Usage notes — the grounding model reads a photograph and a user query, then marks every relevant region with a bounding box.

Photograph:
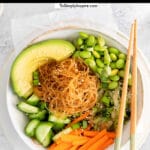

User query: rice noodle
[33,58,99,116]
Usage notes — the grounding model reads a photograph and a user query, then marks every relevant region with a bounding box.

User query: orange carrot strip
[87,135,109,150]
[107,132,116,139]
[70,145,80,150]
[72,138,90,146]
[101,138,114,150]
[83,131,99,137]
[53,142,72,150]
[61,134,90,144]
[47,143,57,150]
[66,112,90,128]
[55,139,63,145]
[79,129,107,150]
[70,129,84,135]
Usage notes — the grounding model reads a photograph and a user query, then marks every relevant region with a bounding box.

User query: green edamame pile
[73,31,131,90]
[72,32,131,130]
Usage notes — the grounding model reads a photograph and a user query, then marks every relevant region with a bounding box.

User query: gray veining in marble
[0,3,150,150]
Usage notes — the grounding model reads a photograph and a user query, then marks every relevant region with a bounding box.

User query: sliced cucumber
[25,119,40,137]
[48,114,70,124]
[35,122,53,147]
[28,110,47,121]
[42,130,53,147]
[48,114,70,131]
[53,122,65,132]
[26,94,40,106]
[17,101,39,114]
[52,127,73,141]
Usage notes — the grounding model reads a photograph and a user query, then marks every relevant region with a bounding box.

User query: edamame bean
[80,45,85,50]
[84,58,97,72]
[110,69,119,76]
[110,53,117,61]
[108,81,118,90]
[72,51,80,58]
[108,47,119,55]
[96,59,104,68]
[110,75,120,81]
[118,70,125,78]
[79,32,89,39]
[89,54,95,60]
[92,51,101,58]
[104,50,111,65]
[77,38,83,46]
[119,53,126,60]
[110,62,116,69]
[103,66,111,77]
[101,96,110,106]
[94,45,107,52]
[96,67,103,75]
[86,35,96,46]
[101,75,110,83]
[79,51,91,59]
[86,47,93,52]
[97,36,105,47]
[116,59,125,69]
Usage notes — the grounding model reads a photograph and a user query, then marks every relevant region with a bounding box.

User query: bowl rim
[0,25,149,150]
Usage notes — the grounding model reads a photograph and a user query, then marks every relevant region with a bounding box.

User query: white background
[0,3,150,150]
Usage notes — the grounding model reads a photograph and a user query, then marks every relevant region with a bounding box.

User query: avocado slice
[10,39,75,98]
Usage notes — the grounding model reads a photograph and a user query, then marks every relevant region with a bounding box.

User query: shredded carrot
[70,145,80,150]
[79,129,107,150]
[70,129,83,135]
[53,142,72,150]
[83,131,99,137]
[61,134,89,145]
[48,129,115,150]
[73,138,90,146]
[47,143,57,150]
[107,132,116,139]
[55,139,63,145]
[66,112,90,128]
[100,138,114,150]
[87,135,108,150]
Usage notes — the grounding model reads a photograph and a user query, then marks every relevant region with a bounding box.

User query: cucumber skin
[35,122,53,147]
[48,114,71,124]
[26,94,40,106]
[25,119,40,137]
[52,122,65,132]
[41,130,53,147]
[17,101,39,114]
[28,110,47,121]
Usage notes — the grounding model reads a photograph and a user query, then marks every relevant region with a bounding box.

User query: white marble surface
[0,3,150,150]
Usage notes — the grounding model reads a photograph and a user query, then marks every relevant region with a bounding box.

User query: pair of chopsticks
[114,20,137,150]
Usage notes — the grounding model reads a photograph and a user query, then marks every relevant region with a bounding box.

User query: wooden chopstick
[114,23,135,150]
[130,19,137,150]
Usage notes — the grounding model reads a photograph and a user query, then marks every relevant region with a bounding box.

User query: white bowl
[0,26,148,150]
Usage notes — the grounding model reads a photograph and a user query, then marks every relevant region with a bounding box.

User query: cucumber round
[17,101,39,114]
[48,114,70,124]
[42,130,53,147]
[26,94,40,106]
[28,110,47,121]
[35,122,53,147]
[25,119,40,137]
